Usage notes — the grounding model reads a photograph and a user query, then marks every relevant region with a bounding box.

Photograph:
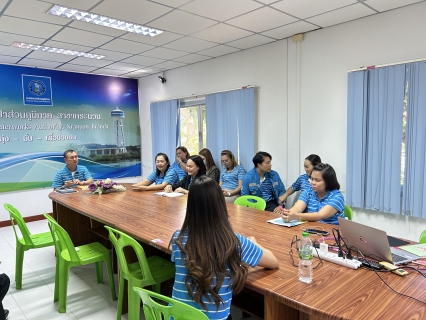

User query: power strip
[312,250,362,269]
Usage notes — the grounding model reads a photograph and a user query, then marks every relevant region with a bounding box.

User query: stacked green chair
[419,230,426,244]
[234,195,266,210]
[4,203,54,289]
[344,205,353,220]
[133,287,208,320]
[43,214,116,313]
[105,226,175,320]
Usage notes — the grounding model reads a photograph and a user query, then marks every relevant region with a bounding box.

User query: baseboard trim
[0,214,50,228]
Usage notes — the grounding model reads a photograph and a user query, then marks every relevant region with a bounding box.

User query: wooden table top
[49,184,426,320]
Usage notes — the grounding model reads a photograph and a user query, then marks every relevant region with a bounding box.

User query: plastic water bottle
[298,231,313,283]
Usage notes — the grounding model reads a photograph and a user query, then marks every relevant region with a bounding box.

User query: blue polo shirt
[171,230,263,320]
[52,165,92,188]
[298,188,345,225]
[220,165,246,190]
[146,168,179,185]
[171,161,188,180]
[291,174,312,192]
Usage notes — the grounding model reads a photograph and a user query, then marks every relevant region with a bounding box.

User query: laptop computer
[338,218,420,265]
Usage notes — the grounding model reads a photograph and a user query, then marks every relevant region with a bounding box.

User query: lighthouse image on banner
[111,106,127,153]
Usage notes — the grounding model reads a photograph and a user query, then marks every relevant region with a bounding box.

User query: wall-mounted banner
[22,74,53,106]
[0,64,141,193]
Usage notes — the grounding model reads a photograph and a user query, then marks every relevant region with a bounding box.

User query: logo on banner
[22,74,53,106]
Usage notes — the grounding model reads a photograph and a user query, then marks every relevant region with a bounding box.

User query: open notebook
[155,192,184,197]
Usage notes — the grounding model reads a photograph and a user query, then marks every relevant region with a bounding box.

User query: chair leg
[128,282,141,320]
[53,258,60,302]
[15,243,25,290]
[58,260,70,313]
[116,277,125,320]
[105,257,117,301]
[95,261,103,283]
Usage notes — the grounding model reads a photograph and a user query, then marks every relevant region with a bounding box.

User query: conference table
[49,185,426,320]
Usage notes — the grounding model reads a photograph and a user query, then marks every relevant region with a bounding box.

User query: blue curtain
[150,100,179,170]
[347,66,405,214]
[206,88,255,171]
[403,62,426,218]
[346,71,368,208]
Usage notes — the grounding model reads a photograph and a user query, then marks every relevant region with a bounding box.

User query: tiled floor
[0,220,258,320]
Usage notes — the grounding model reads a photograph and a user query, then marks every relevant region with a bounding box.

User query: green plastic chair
[344,205,353,220]
[133,287,209,320]
[419,230,426,244]
[4,203,54,290]
[105,226,175,320]
[44,214,117,313]
[234,195,266,210]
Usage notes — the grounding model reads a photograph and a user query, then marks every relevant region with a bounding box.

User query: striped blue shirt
[260,178,274,202]
[171,231,263,320]
[298,188,345,225]
[291,174,312,192]
[220,166,246,190]
[52,165,92,188]
[171,161,188,180]
[146,168,179,185]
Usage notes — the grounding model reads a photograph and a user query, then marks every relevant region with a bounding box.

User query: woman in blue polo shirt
[170,146,190,180]
[219,150,246,203]
[132,153,179,191]
[279,163,345,225]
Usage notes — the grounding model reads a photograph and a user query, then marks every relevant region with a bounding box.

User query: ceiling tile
[44,0,101,11]
[18,58,62,69]
[306,3,376,28]
[25,50,75,63]
[180,0,263,22]
[0,0,8,9]
[226,34,275,49]
[271,0,357,19]
[100,38,155,54]
[364,0,424,12]
[0,16,63,39]
[142,47,188,59]
[89,48,133,61]
[5,0,69,25]
[197,45,240,57]
[256,0,281,4]
[0,31,44,47]
[57,64,98,73]
[173,53,212,64]
[92,0,172,26]
[68,20,127,37]
[261,21,319,40]
[121,55,166,66]
[42,40,94,52]
[91,68,128,76]
[0,55,20,64]
[149,10,217,35]
[147,0,192,8]
[51,27,114,47]
[191,23,253,43]
[120,31,183,46]
[98,62,141,72]
[162,37,217,53]
[151,60,187,69]
[0,44,30,57]
[67,57,113,68]
[226,7,297,33]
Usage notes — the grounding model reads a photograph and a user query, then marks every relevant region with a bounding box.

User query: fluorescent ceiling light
[12,42,105,59]
[47,5,163,37]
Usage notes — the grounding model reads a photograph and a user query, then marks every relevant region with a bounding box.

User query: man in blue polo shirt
[52,149,93,189]
[241,151,286,212]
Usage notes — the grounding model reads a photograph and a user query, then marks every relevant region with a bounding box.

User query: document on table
[155,192,184,197]
[267,217,307,227]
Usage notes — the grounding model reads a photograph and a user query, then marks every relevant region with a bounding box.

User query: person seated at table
[164,155,206,194]
[278,163,345,225]
[170,146,190,180]
[132,153,179,191]
[0,272,10,320]
[170,176,279,320]
[279,154,322,205]
[198,148,220,182]
[241,151,286,212]
[52,149,93,189]
[219,150,246,203]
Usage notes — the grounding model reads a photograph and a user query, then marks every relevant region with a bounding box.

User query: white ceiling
[0,0,423,78]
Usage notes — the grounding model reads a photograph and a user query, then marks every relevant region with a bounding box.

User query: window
[179,99,206,154]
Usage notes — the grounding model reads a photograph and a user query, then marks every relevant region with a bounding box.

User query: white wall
[4,2,426,241]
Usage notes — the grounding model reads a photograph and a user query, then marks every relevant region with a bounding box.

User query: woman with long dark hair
[171,176,278,319]
[164,155,206,194]
[132,153,179,191]
[199,148,220,182]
